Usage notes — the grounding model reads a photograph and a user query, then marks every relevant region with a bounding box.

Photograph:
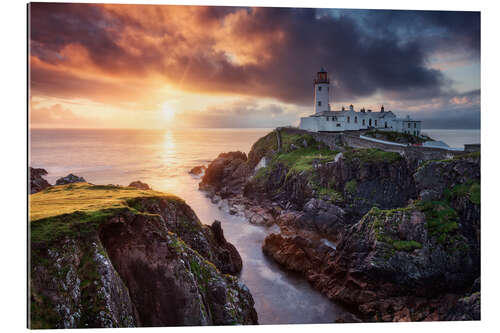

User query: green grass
[344,179,358,194]
[249,131,279,160]
[280,132,320,152]
[363,207,422,253]
[276,146,337,173]
[453,151,480,160]
[30,182,181,244]
[30,182,176,221]
[393,240,423,251]
[445,181,480,205]
[343,148,402,165]
[416,200,460,244]
[316,187,344,203]
[365,130,433,144]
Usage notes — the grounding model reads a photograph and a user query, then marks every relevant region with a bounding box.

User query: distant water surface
[421,129,480,148]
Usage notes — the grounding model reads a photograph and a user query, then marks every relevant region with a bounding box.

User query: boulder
[262,233,332,275]
[30,167,51,194]
[189,165,206,176]
[199,151,250,197]
[128,180,151,190]
[55,173,86,185]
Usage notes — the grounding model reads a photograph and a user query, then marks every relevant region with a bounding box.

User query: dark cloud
[418,107,480,129]
[405,89,480,129]
[29,4,480,107]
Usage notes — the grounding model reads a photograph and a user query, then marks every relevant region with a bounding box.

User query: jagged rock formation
[30,167,51,194]
[30,183,257,328]
[56,173,86,185]
[128,180,151,190]
[189,165,206,177]
[200,128,480,322]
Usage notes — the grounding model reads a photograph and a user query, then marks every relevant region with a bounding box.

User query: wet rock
[199,151,250,198]
[189,165,206,176]
[262,233,331,275]
[128,180,151,190]
[56,174,86,185]
[444,292,480,321]
[302,198,348,239]
[203,220,243,275]
[30,167,51,194]
[335,313,363,323]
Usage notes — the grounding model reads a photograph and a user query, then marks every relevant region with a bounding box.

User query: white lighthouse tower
[314,67,330,113]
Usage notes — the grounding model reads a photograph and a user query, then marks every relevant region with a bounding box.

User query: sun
[161,103,176,121]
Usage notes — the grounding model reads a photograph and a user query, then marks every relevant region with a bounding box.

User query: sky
[29,3,480,129]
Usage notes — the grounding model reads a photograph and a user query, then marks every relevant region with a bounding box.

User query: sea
[29,128,480,324]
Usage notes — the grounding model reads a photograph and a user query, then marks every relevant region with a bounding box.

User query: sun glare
[162,103,176,122]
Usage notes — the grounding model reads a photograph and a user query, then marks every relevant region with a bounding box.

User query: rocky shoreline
[196,128,481,322]
[29,172,257,328]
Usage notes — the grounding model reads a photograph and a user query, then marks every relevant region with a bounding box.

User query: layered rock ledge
[199,128,480,322]
[29,183,257,328]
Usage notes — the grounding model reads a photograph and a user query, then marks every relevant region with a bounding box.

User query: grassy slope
[365,130,433,144]
[30,183,181,244]
[252,130,403,204]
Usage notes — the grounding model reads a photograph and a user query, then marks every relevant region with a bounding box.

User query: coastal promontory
[29,182,257,328]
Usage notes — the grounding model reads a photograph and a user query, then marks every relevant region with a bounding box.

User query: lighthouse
[314,67,330,113]
[300,68,421,134]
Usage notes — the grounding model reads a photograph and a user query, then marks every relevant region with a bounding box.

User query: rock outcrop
[200,151,251,199]
[30,183,257,328]
[189,166,206,177]
[201,128,480,322]
[56,173,86,185]
[30,167,51,194]
[128,180,151,190]
[263,155,480,322]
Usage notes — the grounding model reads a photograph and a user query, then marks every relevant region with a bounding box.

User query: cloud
[29,3,480,108]
[397,89,480,129]
[175,99,304,128]
[30,103,97,127]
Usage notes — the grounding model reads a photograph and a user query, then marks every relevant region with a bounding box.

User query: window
[408,123,411,128]
[385,122,387,128]
[347,116,350,123]
[326,117,329,121]
[414,123,417,128]
[318,86,322,91]
[375,120,377,126]
[336,123,341,127]
[369,119,372,126]
[362,119,365,126]
[355,116,358,123]
[318,101,322,106]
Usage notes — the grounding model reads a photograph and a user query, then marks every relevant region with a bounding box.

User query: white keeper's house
[299,68,422,135]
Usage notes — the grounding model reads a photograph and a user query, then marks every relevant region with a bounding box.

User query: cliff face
[200,129,480,322]
[30,183,257,328]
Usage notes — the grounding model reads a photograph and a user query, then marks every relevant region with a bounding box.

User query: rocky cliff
[199,128,480,322]
[29,183,257,328]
